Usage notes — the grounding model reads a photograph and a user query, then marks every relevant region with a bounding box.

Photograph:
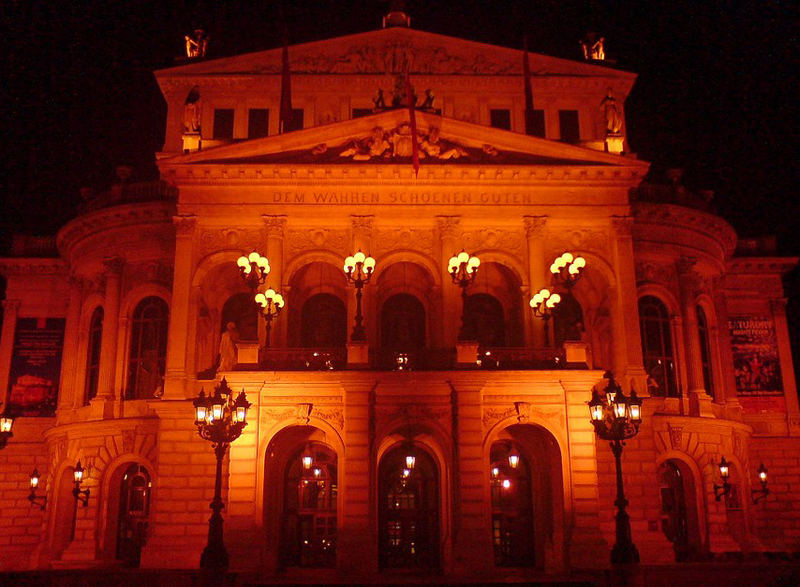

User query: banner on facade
[6,318,65,416]
[728,316,783,395]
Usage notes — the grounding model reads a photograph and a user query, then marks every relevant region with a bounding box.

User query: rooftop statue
[601,89,623,135]
[580,33,605,61]
[185,28,208,59]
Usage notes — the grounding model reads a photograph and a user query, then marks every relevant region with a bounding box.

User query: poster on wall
[728,316,783,395]
[6,318,65,417]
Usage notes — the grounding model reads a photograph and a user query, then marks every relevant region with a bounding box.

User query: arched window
[301,294,347,348]
[553,293,584,348]
[126,297,169,400]
[221,293,259,342]
[84,307,103,404]
[696,306,714,399]
[465,293,505,347]
[282,443,337,568]
[490,442,534,567]
[638,296,677,397]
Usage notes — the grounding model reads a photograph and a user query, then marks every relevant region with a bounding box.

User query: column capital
[102,256,125,276]
[349,214,374,234]
[522,215,548,238]
[435,215,461,239]
[1,299,21,313]
[676,255,697,275]
[172,214,198,237]
[610,215,634,236]
[262,214,288,238]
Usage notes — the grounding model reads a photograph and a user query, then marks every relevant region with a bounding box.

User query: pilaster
[0,300,21,405]
[437,216,461,347]
[770,298,800,434]
[523,216,548,348]
[96,257,124,401]
[263,215,288,347]
[59,275,85,411]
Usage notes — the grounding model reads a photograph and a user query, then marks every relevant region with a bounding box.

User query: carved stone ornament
[523,216,548,238]
[635,260,677,286]
[331,125,469,162]
[436,216,461,239]
[668,424,683,450]
[462,228,524,258]
[296,403,314,424]
[286,228,349,258]
[262,215,288,238]
[547,229,608,255]
[610,215,634,237]
[102,256,125,275]
[311,407,345,431]
[122,428,137,454]
[374,228,435,257]
[676,256,698,275]
[350,215,375,236]
[173,215,198,237]
[482,404,562,427]
[514,401,531,423]
[375,404,450,427]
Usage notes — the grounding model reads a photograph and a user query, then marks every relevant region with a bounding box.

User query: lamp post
[752,463,769,504]
[254,288,285,348]
[713,456,731,501]
[529,288,561,346]
[73,461,90,506]
[28,469,47,510]
[237,251,270,291]
[0,408,14,450]
[343,251,376,341]
[550,252,586,287]
[192,378,252,570]
[589,371,643,564]
[448,250,480,340]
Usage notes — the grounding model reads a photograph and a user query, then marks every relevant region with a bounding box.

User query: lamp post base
[611,540,640,565]
[200,544,229,569]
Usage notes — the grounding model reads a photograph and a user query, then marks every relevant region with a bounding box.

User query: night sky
[3,1,798,357]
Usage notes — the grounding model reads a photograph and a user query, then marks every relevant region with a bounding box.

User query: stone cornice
[57,201,176,257]
[632,202,737,258]
[163,163,645,186]
[0,257,66,277]
[727,257,799,275]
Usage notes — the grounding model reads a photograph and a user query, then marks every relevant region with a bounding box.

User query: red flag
[523,36,536,136]
[405,71,419,177]
[279,37,293,133]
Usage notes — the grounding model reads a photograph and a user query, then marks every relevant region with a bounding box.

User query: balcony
[78,180,178,214]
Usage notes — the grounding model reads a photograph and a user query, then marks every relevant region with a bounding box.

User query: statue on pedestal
[183,87,201,133]
[218,322,239,372]
[601,89,623,135]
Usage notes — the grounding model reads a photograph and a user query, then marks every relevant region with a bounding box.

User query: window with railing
[639,296,678,397]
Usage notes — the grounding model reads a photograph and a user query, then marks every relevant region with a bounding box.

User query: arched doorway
[466,293,505,347]
[489,424,565,571]
[378,444,439,570]
[301,294,347,348]
[281,442,338,568]
[490,442,534,566]
[658,459,703,561]
[380,294,426,352]
[51,468,78,559]
[114,463,152,566]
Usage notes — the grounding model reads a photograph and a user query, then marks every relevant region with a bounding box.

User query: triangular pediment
[160,109,648,169]
[158,27,635,83]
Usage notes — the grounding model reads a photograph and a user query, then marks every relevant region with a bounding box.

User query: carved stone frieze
[286,228,349,258]
[124,261,173,290]
[482,404,563,427]
[373,228,435,257]
[635,260,677,285]
[312,407,344,431]
[547,228,608,255]
[197,228,264,259]
[260,407,297,423]
[633,203,737,257]
[462,228,524,258]
[375,404,450,427]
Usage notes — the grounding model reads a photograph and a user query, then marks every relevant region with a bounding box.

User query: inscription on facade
[270,191,539,206]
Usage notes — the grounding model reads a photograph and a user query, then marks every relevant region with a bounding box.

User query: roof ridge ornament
[384,0,411,28]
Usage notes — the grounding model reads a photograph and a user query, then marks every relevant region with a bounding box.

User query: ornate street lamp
[73,461,90,506]
[192,378,252,570]
[343,250,376,341]
[28,469,47,510]
[237,251,270,291]
[588,371,643,564]
[254,288,285,348]
[529,288,561,346]
[752,463,769,504]
[550,252,586,287]
[0,406,14,450]
[448,250,480,340]
[714,456,731,501]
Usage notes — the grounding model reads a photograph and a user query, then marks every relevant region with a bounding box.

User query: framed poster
[6,317,65,416]
[728,316,783,395]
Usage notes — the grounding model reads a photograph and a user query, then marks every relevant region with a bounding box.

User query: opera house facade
[0,14,797,580]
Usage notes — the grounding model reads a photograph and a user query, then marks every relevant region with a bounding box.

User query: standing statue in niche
[601,89,623,135]
[183,87,201,133]
[218,322,240,372]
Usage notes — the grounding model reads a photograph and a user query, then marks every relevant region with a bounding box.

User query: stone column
[609,216,646,388]
[523,216,548,347]
[677,257,713,415]
[0,300,21,404]
[59,276,85,410]
[437,216,461,347]
[263,215,288,347]
[163,215,196,400]
[96,257,124,401]
[711,285,740,410]
[771,298,800,434]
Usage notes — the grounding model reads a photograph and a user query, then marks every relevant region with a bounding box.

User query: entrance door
[659,461,691,561]
[379,446,439,570]
[116,464,151,567]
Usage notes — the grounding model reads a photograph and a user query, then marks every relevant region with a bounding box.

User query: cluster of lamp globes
[530,252,587,319]
[448,251,480,283]
[343,250,376,280]
[301,445,324,481]
[490,446,521,490]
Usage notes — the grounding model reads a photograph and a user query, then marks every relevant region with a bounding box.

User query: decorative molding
[262,215,288,238]
[286,228,349,258]
[635,260,677,286]
[350,215,375,237]
[173,215,198,237]
[373,228,435,257]
[462,228,524,258]
[633,203,737,257]
[436,216,461,239]
[667,424,682,450]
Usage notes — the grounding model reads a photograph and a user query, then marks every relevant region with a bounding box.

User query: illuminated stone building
[0,12,798,579]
